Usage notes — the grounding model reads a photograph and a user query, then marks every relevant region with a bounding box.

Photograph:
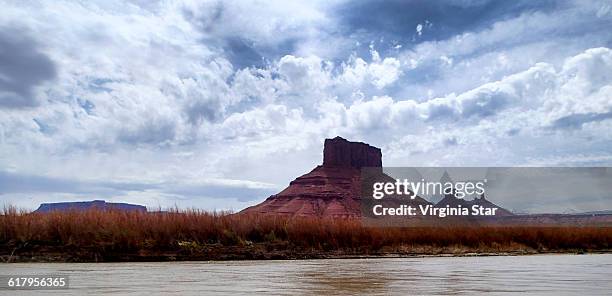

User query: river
[2,254,611,295]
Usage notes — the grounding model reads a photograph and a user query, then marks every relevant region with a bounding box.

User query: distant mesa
[35,200,147,213]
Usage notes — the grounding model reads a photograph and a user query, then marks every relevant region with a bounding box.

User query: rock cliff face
[241,137,382,218]
[323,136,382,168]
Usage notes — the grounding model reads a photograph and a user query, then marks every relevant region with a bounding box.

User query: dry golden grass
[1,206,611,261]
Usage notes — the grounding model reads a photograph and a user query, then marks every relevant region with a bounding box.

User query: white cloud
[339,48,401,90]
[1,0,611,212]
[395,2,612,99]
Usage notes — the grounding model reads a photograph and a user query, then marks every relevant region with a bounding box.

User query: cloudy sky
[1,0,611,212]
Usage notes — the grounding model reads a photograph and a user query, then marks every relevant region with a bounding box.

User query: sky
[1,0,611,212]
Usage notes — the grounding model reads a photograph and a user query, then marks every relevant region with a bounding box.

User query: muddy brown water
[1,254,611,295]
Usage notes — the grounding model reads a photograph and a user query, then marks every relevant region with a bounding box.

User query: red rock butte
[323,136,382,168]
[241,136,382,218]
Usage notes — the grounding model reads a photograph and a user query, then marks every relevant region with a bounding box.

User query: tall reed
[1,207,610,258]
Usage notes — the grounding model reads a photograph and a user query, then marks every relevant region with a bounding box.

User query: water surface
[2,254,611,295]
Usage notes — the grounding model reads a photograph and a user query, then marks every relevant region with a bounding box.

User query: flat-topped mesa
[323,136,382,168]
[35,200,146,213]
[241,136,384,218]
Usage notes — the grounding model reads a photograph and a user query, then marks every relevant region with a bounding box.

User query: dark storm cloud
[0,27,57,108]
[334,0,559,54]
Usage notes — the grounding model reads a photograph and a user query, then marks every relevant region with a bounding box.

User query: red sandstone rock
[241,137,427,218]
[241,164,364,218]
[323,136,382,168]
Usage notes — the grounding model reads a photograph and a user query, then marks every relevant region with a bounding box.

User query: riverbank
[2,245,610,263]
[2,208,611,263]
